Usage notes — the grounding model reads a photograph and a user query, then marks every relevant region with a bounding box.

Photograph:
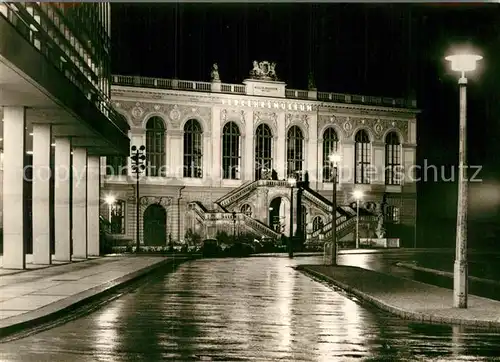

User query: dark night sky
[111,3,500,247]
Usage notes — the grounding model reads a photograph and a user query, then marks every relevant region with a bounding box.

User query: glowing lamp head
[104,195,116,205]
[328,153,342,164]
[288,177,296,187]
[445,53,482,73]
[353,190,364,200]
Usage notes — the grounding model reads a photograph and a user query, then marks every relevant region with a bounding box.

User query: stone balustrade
[112,75,417,109]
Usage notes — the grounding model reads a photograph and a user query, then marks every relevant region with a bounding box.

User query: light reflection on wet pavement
[1,255,500,361]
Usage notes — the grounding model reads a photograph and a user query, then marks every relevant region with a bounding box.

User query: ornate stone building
[102,61,419,247]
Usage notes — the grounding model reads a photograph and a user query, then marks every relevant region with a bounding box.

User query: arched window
[385,132,401,185]
[322,127,339,183]
[286,126,304,180]
[183,119,203,178]
[355,129,371,184]
[106,156,128,176]
[312,216,324,232]
[108,200,126,234]
[145,116,166,177]
[240,204,252,217]
[222,122,241,180]
[254,124,273,180]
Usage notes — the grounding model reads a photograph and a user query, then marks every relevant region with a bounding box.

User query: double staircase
[188,180,377,242]
[188,201,281,239]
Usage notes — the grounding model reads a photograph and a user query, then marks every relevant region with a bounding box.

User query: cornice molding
[111,86,418,116]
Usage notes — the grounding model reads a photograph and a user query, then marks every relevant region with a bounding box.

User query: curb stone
[296,265,500,330]
[0,257,190,338]
[396,262,500,287]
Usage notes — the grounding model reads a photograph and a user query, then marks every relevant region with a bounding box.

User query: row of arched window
[107,116,402,185]
[105,198,401,235]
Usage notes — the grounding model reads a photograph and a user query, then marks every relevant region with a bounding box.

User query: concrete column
[54,137,71,261]
[87,155,100,256]
[32,123,52,265]
[2,107,26,269]
[72,147,87,259]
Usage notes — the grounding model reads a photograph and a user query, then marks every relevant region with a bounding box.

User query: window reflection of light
[275,267,293,354]
[338,253,375,271]
[341,297,364,344]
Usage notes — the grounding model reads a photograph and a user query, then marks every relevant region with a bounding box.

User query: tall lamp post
[232,211,237,243]
[288,177,297,258]
[445,51,482,309]
[130,145,146,253]
[325,153,341,265]
[353,190,364,249]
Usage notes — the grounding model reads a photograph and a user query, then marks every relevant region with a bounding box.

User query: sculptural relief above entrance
[249,60,278,81]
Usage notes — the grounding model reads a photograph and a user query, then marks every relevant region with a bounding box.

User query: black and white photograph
[0,2,500,360]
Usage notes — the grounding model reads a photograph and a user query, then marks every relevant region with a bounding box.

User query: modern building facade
[0,3,130,268]
[103,61,419,248]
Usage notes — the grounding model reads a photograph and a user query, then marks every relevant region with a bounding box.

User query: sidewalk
[297,264,500,329]
[0,255,190,337]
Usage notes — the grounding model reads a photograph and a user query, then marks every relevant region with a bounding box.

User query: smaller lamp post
[130,145,146,253]
[353,190,364,249]
[288,177,297,258]
[232,211,237,243]
[326,153,341,265]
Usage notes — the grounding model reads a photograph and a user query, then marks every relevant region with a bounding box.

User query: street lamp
[131,145,146,254]
[353,190,364,249]
[445,50,482,309]
[232,211,237,243]
[325,153,341,265]
[288,177,297,258]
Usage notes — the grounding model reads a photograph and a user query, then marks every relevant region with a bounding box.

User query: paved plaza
[0,255,188,337]
[298,264,500,328]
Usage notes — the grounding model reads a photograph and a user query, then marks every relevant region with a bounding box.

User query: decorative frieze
[317,115,408,142]
[139,196,173,208]
[254,111,278,131]
[114,101,212,130]
[221,109,247,125]
[285,113,309,133]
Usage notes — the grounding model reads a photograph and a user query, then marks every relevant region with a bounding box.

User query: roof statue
[211,63,220,82]
[308,72,316,90]
[249,60,278,81]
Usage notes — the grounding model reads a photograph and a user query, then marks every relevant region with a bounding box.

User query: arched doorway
[143,204,167,246]
[269,197,282,233]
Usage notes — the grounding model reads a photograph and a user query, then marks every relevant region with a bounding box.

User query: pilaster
[372,142,385,185]
[244,110,254,181]
[342,140,355,184]
[276,112,286,179]
[307,113,318,186]
[211,107,222,183]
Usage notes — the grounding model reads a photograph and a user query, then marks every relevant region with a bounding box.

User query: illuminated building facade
[104,61,419,248]
[0,3,130,268]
